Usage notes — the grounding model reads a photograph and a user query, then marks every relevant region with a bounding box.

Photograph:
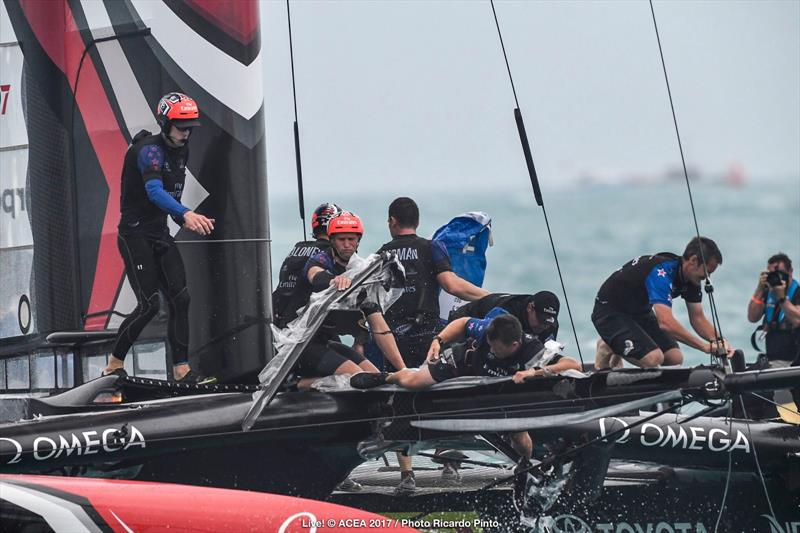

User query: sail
[0,0,271,383]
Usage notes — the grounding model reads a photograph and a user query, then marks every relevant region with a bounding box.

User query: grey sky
[261,1,799,197]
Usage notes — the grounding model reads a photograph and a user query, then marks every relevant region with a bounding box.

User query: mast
[1,0,273,387]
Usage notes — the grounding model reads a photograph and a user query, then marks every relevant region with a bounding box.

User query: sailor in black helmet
[272,202,342,328]
[103,93,216,383]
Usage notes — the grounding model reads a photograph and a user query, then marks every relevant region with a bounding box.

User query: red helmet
[311,203,343,235]
[156,93,201,129]
[327,212,364,237]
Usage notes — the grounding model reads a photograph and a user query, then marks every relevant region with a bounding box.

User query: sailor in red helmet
[102,93,216,384]
[294,212,405,384]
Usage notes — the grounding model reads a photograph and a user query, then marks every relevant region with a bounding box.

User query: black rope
[648,1,727,366]
[489,0,583,367]
[736,395,777,520]
[286,0,307,241]
[713,401,735,533]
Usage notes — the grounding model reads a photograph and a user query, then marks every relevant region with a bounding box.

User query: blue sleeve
[465,307,508,342]
[303,251,334,280]
[144,179,190,219]
[645,262,673,307]
[430,240,453,274]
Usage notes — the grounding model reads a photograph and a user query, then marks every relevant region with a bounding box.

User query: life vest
[763,278,799,331]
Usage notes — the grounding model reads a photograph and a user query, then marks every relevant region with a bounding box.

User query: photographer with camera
[747,253,800,367]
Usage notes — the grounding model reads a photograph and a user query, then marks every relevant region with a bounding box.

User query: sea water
[269,176,799,366]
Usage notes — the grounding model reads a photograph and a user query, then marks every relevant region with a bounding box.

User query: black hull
[1,366,798,504]
[0,383,375,497]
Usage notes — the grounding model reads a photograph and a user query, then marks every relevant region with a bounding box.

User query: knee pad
[169,287,190,311]
[140,292,161,319]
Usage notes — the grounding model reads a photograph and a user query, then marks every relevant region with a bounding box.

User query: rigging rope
[647,0,727,367]
[489,0,584,367]
[648,0,775,520]
[286,0,307,240]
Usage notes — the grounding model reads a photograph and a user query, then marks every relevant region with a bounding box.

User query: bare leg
[103,355,126,376]
[358,359,380,372]
[626,349,665,369]
[298,360,364,390]
[510,431,533,460]
[594,339,614,370]
[661,348,684,366]
[388,366,437,390]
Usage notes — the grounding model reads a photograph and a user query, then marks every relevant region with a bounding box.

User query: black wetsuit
[113,131,191,364]
[272,238,331,328]
[377,234,453,369]
[428,319,562,383]
[592,253,701,360]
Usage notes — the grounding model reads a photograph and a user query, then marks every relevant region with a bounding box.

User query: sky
[260,0,800,198]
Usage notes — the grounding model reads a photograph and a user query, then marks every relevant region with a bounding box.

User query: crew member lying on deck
[351,312,580,461]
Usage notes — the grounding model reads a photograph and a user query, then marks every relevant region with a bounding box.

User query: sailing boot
[176,370,217,385]
[440,462,462,484]
[335,478,363,492]
[394,470,416,496]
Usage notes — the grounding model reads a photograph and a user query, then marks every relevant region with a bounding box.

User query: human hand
[709,338,734,358]
[772,280,788,299]
[426,341,441,362]
[183,211,215,235]
[330,275,352,291]
[513,369,540,384]
[757,271,769,291]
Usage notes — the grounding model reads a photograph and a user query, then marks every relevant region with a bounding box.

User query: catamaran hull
[0,389,374,498]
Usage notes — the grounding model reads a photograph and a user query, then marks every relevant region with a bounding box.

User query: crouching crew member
[593,236,733,369]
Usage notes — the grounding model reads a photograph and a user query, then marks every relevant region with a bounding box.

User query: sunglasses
[174,125,194,133]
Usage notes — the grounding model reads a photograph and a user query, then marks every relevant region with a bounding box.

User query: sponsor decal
[549,515,709,532]
[623,339,634,356]
[0,426,146,465]
[545,514,800,532]
[2,186,26,219]
[599,418,750,453]
[279,512,318,533]
[0,84,10,115]
[290,245,320,258]
[761,514,800,533]
[394,247,419,261]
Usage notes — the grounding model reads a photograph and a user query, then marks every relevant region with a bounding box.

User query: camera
[766,270,790,287]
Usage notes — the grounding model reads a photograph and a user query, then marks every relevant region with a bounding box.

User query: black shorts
[592,303,678,360]
[297,338,365,377]
[427,347,469,383]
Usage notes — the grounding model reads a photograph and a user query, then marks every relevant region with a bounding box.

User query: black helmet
[311,203,343,236]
